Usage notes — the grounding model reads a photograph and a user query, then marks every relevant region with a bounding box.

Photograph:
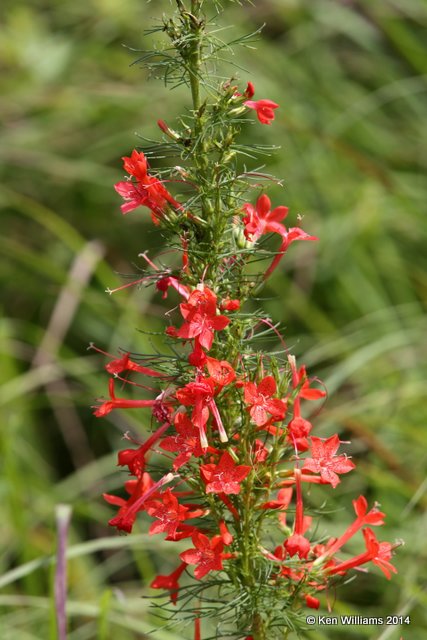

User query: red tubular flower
[104,352,167,377]
[104,472,175,533]
[160,411,206,470]
[286,355,316,452]
[305,594,320,609]
[121,149,149,181]
[302,435,355,488]
[297,366,326,400]
[194,618,201,640]
[205,357,236,387]
[176,376,228,447]
[266,227,318,279]
[327,527,397,579]
[176,286,230,351]
[260,487,293,511]
[243,194,289,243]
[244,81,255,98]
[145,488,190,537]
[243,375,287,427]
[200,451,251,495]
[284,469,311,559]
[317,495,386,561]
[252,439,269,463]
[114,149,181,223]
[220,298,241,311]
[150,561,188,605]
[242,195,317,278]
[93,378,158,417]
[286,360,326,401]
[156,276,190,300]
[117,421,170,476]
[284,533,311,559]
[103,473,155,533]
[244,98,279,125]
[367,531,398,579]
[180,532,226,579]
[219,519,234,545]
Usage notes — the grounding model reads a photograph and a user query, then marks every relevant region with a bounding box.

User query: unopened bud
[157,119,181,141]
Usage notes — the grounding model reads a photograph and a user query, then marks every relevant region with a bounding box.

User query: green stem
[252,613,267,640]
[189,0,202,112]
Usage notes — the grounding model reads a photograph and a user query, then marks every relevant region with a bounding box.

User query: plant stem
[252,613,267,640]
[189,1,202,112]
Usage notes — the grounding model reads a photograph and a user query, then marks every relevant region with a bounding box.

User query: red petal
[258,375,276,397]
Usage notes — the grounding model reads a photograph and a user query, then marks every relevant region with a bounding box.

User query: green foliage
[1,0,426,638]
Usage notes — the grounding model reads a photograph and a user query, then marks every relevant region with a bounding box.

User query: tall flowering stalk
[92,2,397,638]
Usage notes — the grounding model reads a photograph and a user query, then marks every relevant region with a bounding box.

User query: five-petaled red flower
[328,527,397,580]
[180,532,226,579]
[302,435,355,488]
[103,472,175,533]
[242,195,317,277]
[160,411,206,470]
[200,451,251,495]
[176,286,230,351]
[93,378,158,418]
[114,149,180,223]
[244,99,279,125]
[318,495,386,560]
[176,376,228,447]
[104,352,167,378]
[150,561,187,605]
[243,375,287,427]
[145,488,189,537]
[103,473,155,533]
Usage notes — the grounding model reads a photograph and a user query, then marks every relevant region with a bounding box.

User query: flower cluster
[94,4,397,637]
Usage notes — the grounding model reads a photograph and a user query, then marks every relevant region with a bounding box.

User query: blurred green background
[1,0,426,638]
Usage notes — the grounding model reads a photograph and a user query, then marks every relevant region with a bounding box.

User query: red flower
[302,435,355,488]
[252,439,269,463]
[176,286,230,351]
[305,594,320,610]
[150,561,187,605]
[117,422,170,476]
[244,99,279,125]
[205,356,236,387]
[289,360,326,401]
[200,451,251,495]
[284,469,311,558]
[122,148,150,181]
[242,195,317,277]
[286,355,315,451]
[365,529,398,580]
[220,298,241,311]
[114,150,180,223]
[317,495,385,560]
[260,487,293,511]
[180,532,225,579]
[156,276,190,300]
[327,528,397,580]
[160,411,206,470]
[219,519,234,545]
[243,194,289,243]
[104,352,167,377]
[244,81,255,98]
[145,488,190,537]
[243,375,287,427]
[93,378,158,417]
[103,472,166,533]
[284,533,311,559]
[176,376,228,447]
[286,416,312,452]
